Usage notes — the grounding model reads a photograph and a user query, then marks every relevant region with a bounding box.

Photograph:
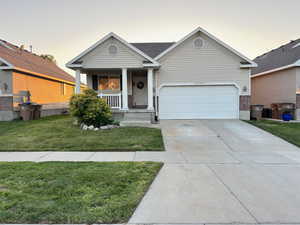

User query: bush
[70,89,113,127]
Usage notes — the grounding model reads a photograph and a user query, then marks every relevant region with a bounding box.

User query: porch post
[147,68,154,110]
[122,68,128,110]
[75,69,81,94]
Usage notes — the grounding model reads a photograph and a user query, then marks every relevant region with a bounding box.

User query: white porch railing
[98,93,122,109]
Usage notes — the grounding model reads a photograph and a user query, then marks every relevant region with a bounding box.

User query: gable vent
[194,38,204,48]
[108,45,118,55]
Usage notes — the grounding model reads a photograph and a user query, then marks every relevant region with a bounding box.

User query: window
[99,76,120,91]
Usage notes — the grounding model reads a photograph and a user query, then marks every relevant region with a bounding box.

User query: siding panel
[81,37,145,69]
[157,32,250,95]
[13,72,74,104]
[0,70,12,94]
[251,68,297,107]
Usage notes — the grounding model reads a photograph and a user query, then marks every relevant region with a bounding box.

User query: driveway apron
[130,119,300,224]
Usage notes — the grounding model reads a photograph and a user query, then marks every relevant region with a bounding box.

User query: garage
[159,85,239,119]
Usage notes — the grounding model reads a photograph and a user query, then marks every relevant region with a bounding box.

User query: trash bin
[32,104,42,120]
[262,108,272,118]
[271,103,295,119]
[19,103,35,121]
[251,105,264,120]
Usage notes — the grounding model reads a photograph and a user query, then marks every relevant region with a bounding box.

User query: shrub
[70,89,113,127]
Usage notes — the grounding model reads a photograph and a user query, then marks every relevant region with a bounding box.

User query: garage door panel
[159,85,238,119]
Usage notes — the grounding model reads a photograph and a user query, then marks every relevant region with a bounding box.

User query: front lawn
[248,120,300,147]
[0,162,162,224]
[0,115,164,151]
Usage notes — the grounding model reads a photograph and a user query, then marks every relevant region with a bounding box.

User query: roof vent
[194,38,204,49]
[108,45,118,55]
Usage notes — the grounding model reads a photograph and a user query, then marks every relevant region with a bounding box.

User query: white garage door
[159,85,239,119]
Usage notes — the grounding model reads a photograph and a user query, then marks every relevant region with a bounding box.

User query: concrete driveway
[130,120,300,224]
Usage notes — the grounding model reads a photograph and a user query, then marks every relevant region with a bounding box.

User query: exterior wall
[0,70,13,94]
[297,68,300,94]
[239,95,250,120]
[157,32,250,119]
[12,71,75,105]
[80,37,145,69]
[296,94,300,120]
[0,96,14,121]
[251,68,297,108]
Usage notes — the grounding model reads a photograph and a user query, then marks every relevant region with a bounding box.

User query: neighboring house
[67,27,256,122]
[251,39,300,120]
[0,39,78,121]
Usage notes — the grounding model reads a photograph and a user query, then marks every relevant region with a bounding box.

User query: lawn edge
[125,162,164,223]
[245,120,300,148]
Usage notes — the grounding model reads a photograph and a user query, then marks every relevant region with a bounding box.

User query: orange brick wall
[12,71,75,104]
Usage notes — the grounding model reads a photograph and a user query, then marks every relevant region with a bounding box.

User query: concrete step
[120,121,159,128]
[124,112,152,121]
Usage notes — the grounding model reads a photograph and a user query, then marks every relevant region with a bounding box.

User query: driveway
[130,120,300,224]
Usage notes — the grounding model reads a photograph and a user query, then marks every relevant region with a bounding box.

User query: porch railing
[98,93,122,109]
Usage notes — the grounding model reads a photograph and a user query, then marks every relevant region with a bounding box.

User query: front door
[132,75,148,107]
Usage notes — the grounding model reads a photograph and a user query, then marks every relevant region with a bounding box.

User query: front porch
[75,68,156,123]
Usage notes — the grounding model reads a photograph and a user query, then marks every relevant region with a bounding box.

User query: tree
[40,54,56,64]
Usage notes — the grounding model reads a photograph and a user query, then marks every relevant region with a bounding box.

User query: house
[251,39,300,120]
[67,27,256,122]
[0,40,79,121]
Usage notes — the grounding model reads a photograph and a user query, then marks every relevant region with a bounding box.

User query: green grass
[0,115,164,151]
[248,120,300,147]
[0,161,162,224]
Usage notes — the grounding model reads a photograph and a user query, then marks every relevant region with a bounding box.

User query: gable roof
[154,27,257,68]
[130,42,175,58]
[252,38,300,76]
[66,32,160,68]
[0,39,75,84]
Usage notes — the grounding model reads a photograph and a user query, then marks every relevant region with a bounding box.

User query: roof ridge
[255,38,300,59]
[130,42,175,44]
[0,39,75,83]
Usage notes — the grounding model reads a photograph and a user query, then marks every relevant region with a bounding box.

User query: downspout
[155,70,159,119]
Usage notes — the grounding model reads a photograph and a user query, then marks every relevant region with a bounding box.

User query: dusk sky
[1,0,300,77]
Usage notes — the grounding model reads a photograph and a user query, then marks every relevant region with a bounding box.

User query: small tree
[40,54,56,64]
[70,89,113,127]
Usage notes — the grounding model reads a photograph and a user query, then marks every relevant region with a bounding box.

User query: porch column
[122,68,128,110]
[147,68,154,110]
[75,69,81,94]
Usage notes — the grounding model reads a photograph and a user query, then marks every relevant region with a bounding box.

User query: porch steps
[123,111,153,122]
[120,120,151,127]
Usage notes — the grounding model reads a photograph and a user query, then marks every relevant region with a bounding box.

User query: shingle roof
[252,38,300,75]
[130,42,175,58]
[0,39,75,83]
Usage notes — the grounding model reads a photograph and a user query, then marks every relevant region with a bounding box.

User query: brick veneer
[0,96,13,111]
[296,94,300,109]
[240,95,250,111]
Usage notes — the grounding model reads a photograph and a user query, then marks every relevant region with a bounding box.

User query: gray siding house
[67,27,256,123]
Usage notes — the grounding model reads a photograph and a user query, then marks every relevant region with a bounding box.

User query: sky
[1,0,300,78]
